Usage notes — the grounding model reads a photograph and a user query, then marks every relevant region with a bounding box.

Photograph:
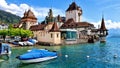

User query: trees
[20,28,33,38]
[0,28,33,42]
[0,29,8,41]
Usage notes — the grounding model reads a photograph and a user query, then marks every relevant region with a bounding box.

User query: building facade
[17,2,106,45]
[0,24,8,30]
[30,9,62,45]
[17,9,37,30]
[30,22,61,45]
[60,2,97,44]
[66,2,82,22]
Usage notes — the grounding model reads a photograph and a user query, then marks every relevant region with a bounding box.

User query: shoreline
[8,41,98,48]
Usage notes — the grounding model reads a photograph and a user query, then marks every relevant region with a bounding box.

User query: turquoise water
[0,37,120,68]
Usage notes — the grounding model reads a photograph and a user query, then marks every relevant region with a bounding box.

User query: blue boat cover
[28,39,36,44]
[18,49,57,60]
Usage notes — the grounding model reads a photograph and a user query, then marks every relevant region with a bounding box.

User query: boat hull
[20,56,57,63]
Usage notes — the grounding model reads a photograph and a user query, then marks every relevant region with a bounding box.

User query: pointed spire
[57,15,62,22]
[100,16,107,30]
[24,10,27,17]
[48,9,54,22]
[49,9,53,18]
[49,22,60,32]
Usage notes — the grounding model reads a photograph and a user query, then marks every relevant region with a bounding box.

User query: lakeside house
[0,24,8,30]
[14,2,108,45]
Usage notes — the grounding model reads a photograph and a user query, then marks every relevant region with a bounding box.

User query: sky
[0,0,120,29]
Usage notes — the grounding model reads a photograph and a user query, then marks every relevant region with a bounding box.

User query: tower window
[57,33,59,38]
[51,34,53,38]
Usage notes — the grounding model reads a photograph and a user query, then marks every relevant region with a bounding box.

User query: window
[51,34,53,38]
[43,32,45,36]
[57,33,59,38]
[41,32,42,36]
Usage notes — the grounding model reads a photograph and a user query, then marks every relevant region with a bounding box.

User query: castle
[16,2,108,45]
[14,9,37,29]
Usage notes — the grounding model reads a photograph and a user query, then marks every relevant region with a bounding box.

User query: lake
[0,37,120,68]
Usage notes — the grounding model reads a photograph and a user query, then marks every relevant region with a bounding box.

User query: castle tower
[48,9,54,22]
[99,17,108,43]
[66,2,82,22]
[20,9,37,29]
[49,22,61,44]
[57,15,62,22]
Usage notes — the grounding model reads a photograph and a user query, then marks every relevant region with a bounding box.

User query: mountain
[0,10,21,24]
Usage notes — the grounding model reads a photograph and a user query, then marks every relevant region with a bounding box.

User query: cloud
[31,7,65,21]
[91,20,120,29]
[0,0,65,21]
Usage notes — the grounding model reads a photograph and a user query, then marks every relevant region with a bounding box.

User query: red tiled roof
[30,24,47,31]
[77,22,94,27]
[60,19,94,29]
[66,18,75,24]
[21,9,37,20]
[13,22,22,28]
[49,22,60,32]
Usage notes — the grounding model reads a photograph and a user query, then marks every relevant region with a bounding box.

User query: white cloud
[1,0,120,29]
[0,0,65,21]
[91,20,120,29]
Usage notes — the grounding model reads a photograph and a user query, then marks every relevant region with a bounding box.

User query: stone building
[30,22,61,45]
[66,2,82,22]
[15,9,37,29]
[60,2,96,44]
[15,2,103,45]
[30,9,62,45]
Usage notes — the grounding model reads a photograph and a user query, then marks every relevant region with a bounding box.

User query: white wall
[66,10,81,22]
[0,25,8,30]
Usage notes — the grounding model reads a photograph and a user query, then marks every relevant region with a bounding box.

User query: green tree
[0,28,33,42]
[0,29,8,41]
[20,29,33,38]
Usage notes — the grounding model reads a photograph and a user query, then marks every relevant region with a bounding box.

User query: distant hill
[0,9,21,24]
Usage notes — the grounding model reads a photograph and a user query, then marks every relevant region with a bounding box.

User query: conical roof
[48,9,53,18]
[24,11,27,17]
[100,17,107,30]
[49,22,60,32]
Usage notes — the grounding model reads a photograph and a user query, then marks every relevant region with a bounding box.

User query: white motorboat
[20,56,57,63]
[0,43,11,56]
[17,49,57,63]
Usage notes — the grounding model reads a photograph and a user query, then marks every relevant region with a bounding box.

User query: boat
[16,48,57,63]
[0,43,11,56]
